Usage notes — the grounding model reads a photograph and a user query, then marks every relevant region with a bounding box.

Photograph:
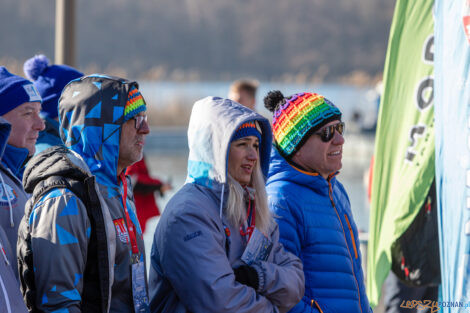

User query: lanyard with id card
[131,254,149,313]
[241,227,273,265]
[120,173,150,313]
[239,190,273,264]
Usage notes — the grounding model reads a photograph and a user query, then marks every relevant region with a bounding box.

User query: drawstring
[0,173,13,228]
[219,184,225,219]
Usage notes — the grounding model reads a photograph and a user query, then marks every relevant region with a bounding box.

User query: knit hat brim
[231,120,262,143]
[123,86,147,122]
[277,114,341,159]
[0,67,42,116]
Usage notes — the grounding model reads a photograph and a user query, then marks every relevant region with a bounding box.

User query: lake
[138,80,379,125]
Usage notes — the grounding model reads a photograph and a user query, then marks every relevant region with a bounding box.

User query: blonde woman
[149,97,304,313]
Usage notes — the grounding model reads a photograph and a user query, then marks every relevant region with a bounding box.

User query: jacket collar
[267,146,339,194]
[0,117,28,180]
[1,144,29,180]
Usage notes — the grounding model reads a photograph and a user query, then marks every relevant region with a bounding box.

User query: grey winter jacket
[149,97,305,313]
[17,75,148,313]
[0,117,29,280]
[0,226,28,313]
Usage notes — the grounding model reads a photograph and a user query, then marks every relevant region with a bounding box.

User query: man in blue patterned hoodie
[264,90,372,313]
[17,74,151,312]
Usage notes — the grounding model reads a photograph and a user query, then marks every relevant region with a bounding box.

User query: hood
[58,74,139,187]
[0,117,11,161]
[186,96,272,191]
[266,146,337,195]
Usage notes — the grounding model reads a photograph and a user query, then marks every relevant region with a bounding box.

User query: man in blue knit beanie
[0,66,44,167]
[24,54,83,154]
[0,66,44,286]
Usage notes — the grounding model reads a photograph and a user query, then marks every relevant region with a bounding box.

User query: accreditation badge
[241,227,273,265]
[131,254,150,313]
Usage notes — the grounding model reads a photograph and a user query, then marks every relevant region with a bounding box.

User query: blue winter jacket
[266,148,371,313]
[18,75,147,312]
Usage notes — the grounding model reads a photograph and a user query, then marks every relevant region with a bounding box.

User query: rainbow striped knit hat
[265,91,341,157]
[124,86,146,122]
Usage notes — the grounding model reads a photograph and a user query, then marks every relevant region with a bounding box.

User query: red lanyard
[239,195,256,242]
[119,173,139,255]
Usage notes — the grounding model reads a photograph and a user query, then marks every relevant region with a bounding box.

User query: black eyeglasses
[314,122,345,142]
[132,115,147,130]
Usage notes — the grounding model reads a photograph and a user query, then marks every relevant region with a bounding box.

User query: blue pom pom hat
[24,55,83,119]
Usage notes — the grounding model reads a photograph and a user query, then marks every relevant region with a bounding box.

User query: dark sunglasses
[132,115,148,130]
[314,122,345,142]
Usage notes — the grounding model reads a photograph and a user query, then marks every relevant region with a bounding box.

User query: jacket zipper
[310,299,324,312]
[344,214,358,259]
[328,179,363,313]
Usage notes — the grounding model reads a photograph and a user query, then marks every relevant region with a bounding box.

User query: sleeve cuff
[251,262,266,292]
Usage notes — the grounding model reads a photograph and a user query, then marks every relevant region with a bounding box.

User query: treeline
[1,0,395,83]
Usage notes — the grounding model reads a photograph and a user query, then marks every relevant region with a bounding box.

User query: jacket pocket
[310,299,325,312]
[344,214,358,259]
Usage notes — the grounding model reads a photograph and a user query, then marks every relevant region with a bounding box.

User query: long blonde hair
[225,161,272,234]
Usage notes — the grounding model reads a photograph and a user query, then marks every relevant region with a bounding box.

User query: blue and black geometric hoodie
[18,75,147,313]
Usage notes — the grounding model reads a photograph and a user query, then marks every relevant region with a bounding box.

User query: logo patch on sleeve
[114,218,130,244]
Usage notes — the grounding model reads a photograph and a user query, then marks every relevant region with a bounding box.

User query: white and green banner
[367,0,434,306]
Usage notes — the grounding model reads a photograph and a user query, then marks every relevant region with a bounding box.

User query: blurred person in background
[380,180,439,313]
[17,75,151,312]
[264,90,372,313]
[149,97,304,313]
[23,54,83,154]
[0,67,44,279]
[126,156,172,233]
[228,79,259,111]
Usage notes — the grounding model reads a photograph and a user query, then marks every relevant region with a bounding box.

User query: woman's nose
[247,147,259,160]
